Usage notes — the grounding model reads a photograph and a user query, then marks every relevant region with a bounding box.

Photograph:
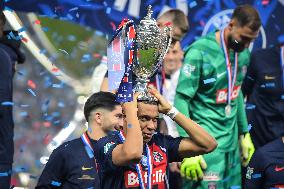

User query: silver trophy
[132,5,172,101]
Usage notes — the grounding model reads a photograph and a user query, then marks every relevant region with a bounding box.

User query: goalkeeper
[174,5,261,189]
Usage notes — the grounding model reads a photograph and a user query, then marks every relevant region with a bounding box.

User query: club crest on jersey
[104,142,115,154]
[182,64,196,77]
[153,151,163,163]
[246,166,254,179]
[216,86,241,103]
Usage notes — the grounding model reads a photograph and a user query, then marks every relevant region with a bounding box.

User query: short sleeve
[162,135,183,163]
[36,146,67,188]
[175,47,202,99]
[95,135,121,173]
[244,149,265,189]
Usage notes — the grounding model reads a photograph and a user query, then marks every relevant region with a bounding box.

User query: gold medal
[225,104,231,117]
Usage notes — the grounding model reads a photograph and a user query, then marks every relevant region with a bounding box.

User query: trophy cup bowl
[132,5,172,101]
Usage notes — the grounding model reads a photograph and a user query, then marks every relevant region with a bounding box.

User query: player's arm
[100,72,109,92]
[242,51,257,98]
[36,146,66,188]
[174,48,202,137]
[111,93,143,166]
[149,87,217,158]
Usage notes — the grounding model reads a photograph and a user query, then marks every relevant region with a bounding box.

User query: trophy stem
[133,77,157,101]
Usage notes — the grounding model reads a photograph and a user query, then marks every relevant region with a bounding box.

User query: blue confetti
[18,27,26,33]
[52,83,64,88]
[53,120,61,125]
[106,7,111,14]
[95,30,104,36]
[41,27,49,32]
[58,101,65,108]
[51,181,61,187]
[252,173,262,178]
[203,78,216,84]
[189,1,197,8]
[1,101,14,106]
[20,112,28,117]
[81,54,92,63]
[66,13,73,20]
[67,35,76,41]
[28,88,36,96]
[281,95,284,100]
[5,0,10,2]
[17,71,24,76]
[69,7,79,12]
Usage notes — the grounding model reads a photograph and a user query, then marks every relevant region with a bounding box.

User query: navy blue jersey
[94,132,183,189]
[36,138,101,189]
[242,45,284,148]
[245,137,284,189]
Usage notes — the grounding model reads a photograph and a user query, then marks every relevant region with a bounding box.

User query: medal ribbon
[81,132,98,169]
[281,46,284,88]
[220,30,238,105]
[118,131,152,189]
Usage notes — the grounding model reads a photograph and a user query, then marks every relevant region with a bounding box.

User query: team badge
[182,64,195,77]
[153,151,163,163]
[246,166,254,179]
[104,142,115,154]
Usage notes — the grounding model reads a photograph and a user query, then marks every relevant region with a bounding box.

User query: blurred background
[0,0,283,188]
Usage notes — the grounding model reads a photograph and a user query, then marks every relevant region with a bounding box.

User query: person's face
[163,41,183,75]
[227,20,259,52]
[137,102,159,143]
[100,105,124,133]
[157,19,183,47]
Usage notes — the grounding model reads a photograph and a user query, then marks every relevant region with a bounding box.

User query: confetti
[40,49,47,54]
[262,0,269,5]
[58,49,69,55]
[28,88,36,97]
[106,7,111,14]
[20,112,28,117]
[27,80,36,89]
[51,181,61,187]
[18,27,26,33]
[1,101,14,106]
[34,20,41,25]
[189,1,197,8]
[246,104,256,110]
[69,7,79,12]
[110,22,116,30]
[41,27,49,32]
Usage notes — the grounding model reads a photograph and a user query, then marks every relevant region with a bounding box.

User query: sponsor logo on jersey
[81,166,93,171]
[124,168,166,187]
[216,86,241,103]
[182,64,196,77]
[203,171,220,181]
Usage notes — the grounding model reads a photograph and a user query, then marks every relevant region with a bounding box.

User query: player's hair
[232,4,261,31]
[84,92,120,122]
[158,9,189,38]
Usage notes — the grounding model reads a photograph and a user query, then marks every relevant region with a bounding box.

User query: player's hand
[147,86,171,114]
[122,92,140,113]
[180,156,207,181]
[169,162,181,173]
[240,133,255,167]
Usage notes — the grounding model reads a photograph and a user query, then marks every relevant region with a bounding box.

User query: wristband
[166,106,179,119]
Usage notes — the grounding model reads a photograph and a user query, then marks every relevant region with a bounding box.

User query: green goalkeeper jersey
[174,32,249,152]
